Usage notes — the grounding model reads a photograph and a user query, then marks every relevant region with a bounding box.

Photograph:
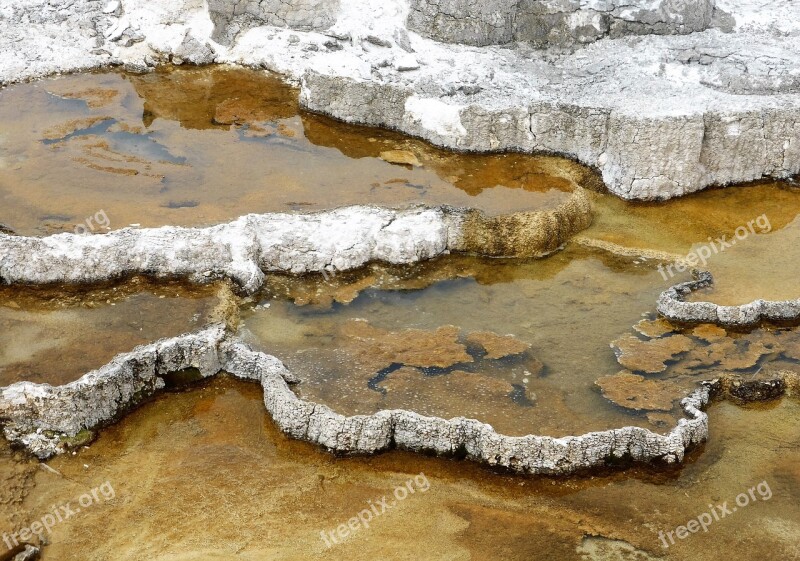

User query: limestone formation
[0,223,797,473]
[6,321,793,472]
[207,0,338,46]
[407,0,716,48]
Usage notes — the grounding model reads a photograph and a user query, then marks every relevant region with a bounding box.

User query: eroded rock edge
[657,270,800,328]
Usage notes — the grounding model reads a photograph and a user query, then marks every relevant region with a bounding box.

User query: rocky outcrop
[657,270,800,328]
[407,0,717,48]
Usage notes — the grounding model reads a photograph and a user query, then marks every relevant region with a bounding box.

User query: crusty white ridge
[0,325,711,473]
[0,194,594,290]
[0,206,457,293]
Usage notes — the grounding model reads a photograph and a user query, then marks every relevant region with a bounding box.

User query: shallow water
[241,249,681,436]
[585,181,800,304]
[0,279,221,386]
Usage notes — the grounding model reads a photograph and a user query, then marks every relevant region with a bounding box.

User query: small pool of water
[240,246,800,437]
[241,249,674,436]
[0,278,222,386]
[0,66,592,236]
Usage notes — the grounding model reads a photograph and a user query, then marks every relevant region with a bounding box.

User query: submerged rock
[610,334,693,374]
[721,373,788,403]
[576,535,661,561]
[378,367,530,414]
[379,149,421,167]
[632,318,677,339]
[691,323,727,342]
[465,331,531,359]
[595,371,682,411]
[682,338,773,371]
[341,320,473,369]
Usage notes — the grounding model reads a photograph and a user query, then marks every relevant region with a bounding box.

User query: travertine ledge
[0,197,592,293]
[657,270,800,328]
[0,326,710,473]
